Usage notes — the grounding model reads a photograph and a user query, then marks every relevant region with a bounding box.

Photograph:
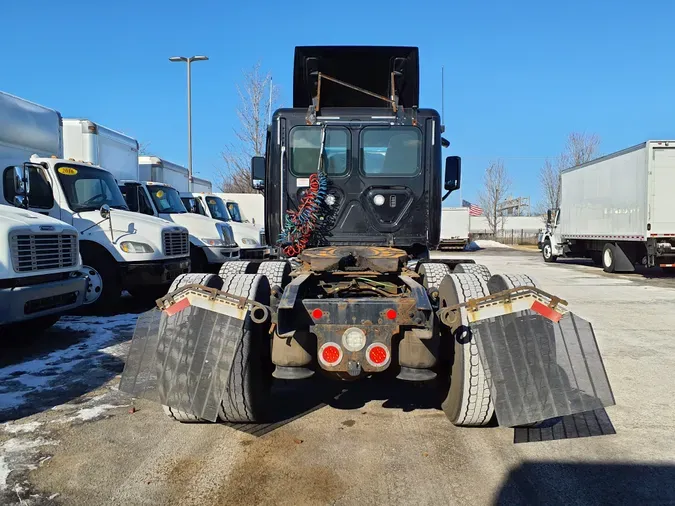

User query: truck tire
[217,274,272,423]
[160,273,224,423]
[454,263,491,283]
[218,261,252,277]
[438,273,494,427]
[542,239,557,263]
[255,261,292,289]
[80,249,121,315]
[419,263,452,291]
[602,243,617,273]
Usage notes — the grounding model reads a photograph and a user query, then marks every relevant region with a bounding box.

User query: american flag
[462,199,483,216]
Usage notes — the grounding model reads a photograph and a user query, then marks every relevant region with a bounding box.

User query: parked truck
[438,207,470,250]
[181,192,270,260]
[213,192,265,226]
[61,124,238,274]
[120,45,615,431]
[541,140,675,273]
[1,93,192,312]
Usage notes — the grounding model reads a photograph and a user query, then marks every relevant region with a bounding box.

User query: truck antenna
[441,65,446,133]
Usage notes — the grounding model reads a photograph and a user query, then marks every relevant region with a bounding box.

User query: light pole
[169,55,209,192]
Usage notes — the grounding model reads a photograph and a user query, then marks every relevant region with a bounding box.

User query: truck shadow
[494,461,675,505]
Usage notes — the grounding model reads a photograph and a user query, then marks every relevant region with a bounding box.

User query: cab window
[360,127,422,176]
[290,126,349,176]
[181,197,206,215]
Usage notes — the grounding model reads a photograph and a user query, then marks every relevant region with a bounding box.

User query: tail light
[366,343,390,368]
[319,342,343,367]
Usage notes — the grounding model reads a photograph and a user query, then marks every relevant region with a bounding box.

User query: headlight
[201,238,226,246]
[241,238,258,245]
[120,241,154,253]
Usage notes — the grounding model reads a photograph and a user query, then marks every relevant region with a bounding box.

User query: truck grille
[163,230,189,256]
[10,232,78,273]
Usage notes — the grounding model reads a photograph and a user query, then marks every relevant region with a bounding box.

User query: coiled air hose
[277,127,330,257]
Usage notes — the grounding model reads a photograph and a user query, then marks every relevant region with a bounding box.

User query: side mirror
[251,156,265,189]
[444,156,461,191]
[547,210,552,223]
[100,204,111,219]
[13,166,30,195]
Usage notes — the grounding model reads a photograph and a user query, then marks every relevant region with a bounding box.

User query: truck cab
[118,180,240,272]
[1,92,190,311]
[0,199,89,334]
[180,192,270,260]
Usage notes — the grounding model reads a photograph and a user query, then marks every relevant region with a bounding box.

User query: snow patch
[0,437,56,490]
[473,239,513,249]
[0,313,137,417]
[2,422,41,434]
[69,404,124,422]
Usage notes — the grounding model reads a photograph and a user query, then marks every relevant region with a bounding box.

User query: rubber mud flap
[118,304,247,422]
[469,310,616,427]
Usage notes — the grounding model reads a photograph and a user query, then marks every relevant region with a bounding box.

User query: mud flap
[470,309,616,427]
[118,301,249,422]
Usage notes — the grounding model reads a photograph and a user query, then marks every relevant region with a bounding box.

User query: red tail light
[385,309,397,320]
[319,342,343,366]
[366,343,390,367]
[312,308,324,319]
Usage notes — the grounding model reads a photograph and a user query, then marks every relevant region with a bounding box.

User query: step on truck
[120,46,615,429]
[542,140,675,274]
[60,121,239,275]
[181,191,271,260]
[1,92,192,312]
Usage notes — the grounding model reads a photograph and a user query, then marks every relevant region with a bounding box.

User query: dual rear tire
[161,261,290,423]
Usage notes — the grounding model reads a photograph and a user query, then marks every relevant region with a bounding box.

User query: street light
[169,55,209,192]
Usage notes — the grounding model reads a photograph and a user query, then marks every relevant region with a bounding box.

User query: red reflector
[531,301,563,323]
[322,345,340,364]
[385,309,397,320]
[312,308,323,319]
[369,345,388,365]
[164,297,190,316]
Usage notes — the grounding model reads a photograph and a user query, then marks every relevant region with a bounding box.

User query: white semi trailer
[541,140,675,273]
[438,207,470,250]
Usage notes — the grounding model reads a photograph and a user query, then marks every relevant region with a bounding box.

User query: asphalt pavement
[1,246,674,505]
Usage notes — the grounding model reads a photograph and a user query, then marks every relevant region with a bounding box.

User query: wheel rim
[603,248,612,268]
[544,244,551,259]
[82,265,103,304]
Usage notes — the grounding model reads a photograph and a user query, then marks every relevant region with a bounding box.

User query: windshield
[148,185,186,214]
[360,127,422,176]
[204,196,230,221]
[290,126,349,176]
[55,164,129,212]
[225,202,244,222]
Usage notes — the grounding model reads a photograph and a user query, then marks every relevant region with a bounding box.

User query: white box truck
[213,192,265,226]
[137,155,212,193]
[438,207,470,250]
[181,192,270,260]
[2,92,191,312]
[104,155,240,272]
[541,140,675,273]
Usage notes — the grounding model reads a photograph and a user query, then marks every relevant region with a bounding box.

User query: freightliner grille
[163,230,189,256]
[10,232,78,273]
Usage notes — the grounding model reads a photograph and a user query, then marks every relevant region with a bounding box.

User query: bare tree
[139,141,152,156]
[478,159,512,235]
[537,131,600,215]
[219,62,280,193]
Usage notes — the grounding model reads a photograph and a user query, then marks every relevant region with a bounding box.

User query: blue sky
[3,0,675,209]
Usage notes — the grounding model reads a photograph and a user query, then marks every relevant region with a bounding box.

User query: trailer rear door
[650,146,675,235]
